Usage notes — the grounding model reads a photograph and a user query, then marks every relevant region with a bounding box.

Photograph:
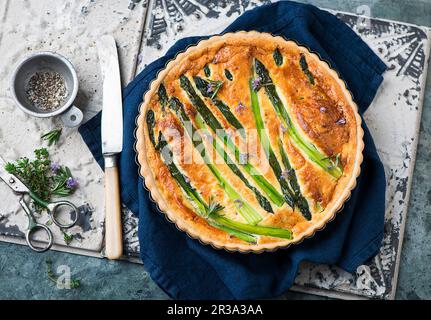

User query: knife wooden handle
[104,156,123,260]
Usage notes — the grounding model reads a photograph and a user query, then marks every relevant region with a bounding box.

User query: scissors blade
[0,157,30,193]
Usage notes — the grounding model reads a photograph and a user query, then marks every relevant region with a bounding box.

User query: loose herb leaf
[62,231,74,245]
[157,83,168,111]
[41,128,62,146]
[69,278,81,288]
[146,110,157,146]
[224,69,233,81]
[273,48,283,66]
[204,64,211,77]
[46,259,55,279]
[299,53,315,85]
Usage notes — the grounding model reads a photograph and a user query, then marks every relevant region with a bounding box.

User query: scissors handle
[19,198,53,253]
[26,224,53,252]
[46,200,79,229]
[29,192,79,229]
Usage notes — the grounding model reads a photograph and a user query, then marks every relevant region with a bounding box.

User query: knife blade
[98,35,123,154]
[97,35,123,260]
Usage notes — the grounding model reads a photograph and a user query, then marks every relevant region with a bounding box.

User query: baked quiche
[136,32,363,252]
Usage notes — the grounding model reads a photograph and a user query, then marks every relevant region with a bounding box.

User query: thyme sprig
[206,79,224,100]
[204,195,224,218]
[5,148,51,201]
[46,260,80,289]
[62,231,74,245]
[322,153,342,171]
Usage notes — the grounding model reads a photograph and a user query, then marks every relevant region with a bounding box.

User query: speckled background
[0,0,430,300]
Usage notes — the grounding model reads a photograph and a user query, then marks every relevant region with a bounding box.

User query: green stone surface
[0,0,430,300]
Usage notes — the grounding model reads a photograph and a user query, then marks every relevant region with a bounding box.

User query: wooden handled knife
[97,35,123,260]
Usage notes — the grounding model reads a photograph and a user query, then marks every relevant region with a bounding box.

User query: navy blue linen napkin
[79,1,386,299]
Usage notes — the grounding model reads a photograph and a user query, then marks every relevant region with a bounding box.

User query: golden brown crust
[135,32,364,253]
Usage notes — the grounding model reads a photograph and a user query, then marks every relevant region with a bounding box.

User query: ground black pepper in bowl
[25,71,68,111]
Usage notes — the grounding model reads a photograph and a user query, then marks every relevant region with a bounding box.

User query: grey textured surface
[397,64,431,300]
[0,0,430,300]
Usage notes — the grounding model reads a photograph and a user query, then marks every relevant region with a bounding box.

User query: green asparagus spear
[249,80,296,209]
[253,59,342,178]
[210,214,292,239]
[157,83,169,112]
[278,139,311,220]
[204,64,211,77]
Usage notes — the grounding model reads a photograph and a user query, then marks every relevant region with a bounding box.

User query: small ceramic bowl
[10,51,83,127]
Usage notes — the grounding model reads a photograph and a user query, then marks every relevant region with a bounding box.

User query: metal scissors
[0,158,79,252]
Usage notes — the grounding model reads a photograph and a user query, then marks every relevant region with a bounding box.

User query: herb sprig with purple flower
[4,148,78,212]
[206,79,224,99]
[251,76,273,91]
[52,167,78,197]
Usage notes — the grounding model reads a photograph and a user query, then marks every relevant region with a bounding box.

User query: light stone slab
[0,0,147,253]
